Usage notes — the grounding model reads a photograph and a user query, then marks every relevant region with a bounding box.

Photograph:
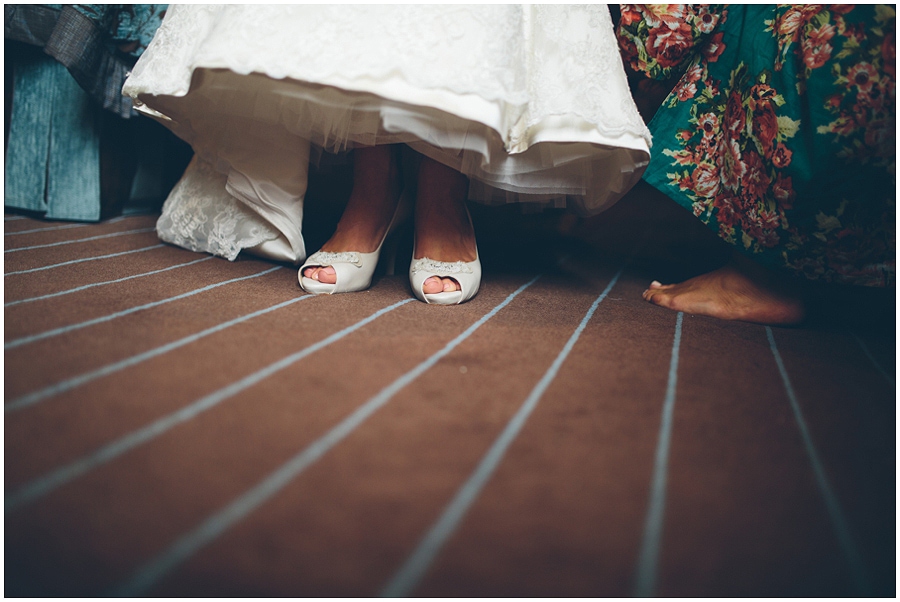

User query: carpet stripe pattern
[4,213,894,596]
[634,311,683,598]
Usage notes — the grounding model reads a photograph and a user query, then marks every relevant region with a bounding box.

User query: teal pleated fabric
[5,48,101,221]
[4,4,172,221]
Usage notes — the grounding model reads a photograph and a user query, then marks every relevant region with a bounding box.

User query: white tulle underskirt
[139,67,649,206]
[123,5,651,264]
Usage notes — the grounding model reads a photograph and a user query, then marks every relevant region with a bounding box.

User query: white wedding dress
[123,5,651,264]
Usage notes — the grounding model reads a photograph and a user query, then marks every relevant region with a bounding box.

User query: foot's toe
[442,277,460,293]
[303,266,318,280]
[640,262,806,325]
[648,280,676,290]
[423,276,444,294]
[644,288,675,309]
[317,266,337,284]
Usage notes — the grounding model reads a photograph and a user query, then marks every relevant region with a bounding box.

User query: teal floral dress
[618,5,895,287]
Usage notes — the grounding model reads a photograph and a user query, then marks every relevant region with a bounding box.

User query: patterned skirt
[619,4,895,287]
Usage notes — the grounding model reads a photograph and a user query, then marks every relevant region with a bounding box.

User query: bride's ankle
[413,210,478,263]
[411,155,478,264]
[322,148,404,253]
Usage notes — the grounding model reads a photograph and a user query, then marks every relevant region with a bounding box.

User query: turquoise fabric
[5,49,101,221]
[4,4,172,221]
[619,5,895,287]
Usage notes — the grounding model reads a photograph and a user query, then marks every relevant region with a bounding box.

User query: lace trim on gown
[157,156,279,261]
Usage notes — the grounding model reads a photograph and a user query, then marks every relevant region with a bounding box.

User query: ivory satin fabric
[123,5,651,264]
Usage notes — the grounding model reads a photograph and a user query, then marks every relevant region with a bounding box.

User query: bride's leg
[414,156,477,294]
[303,144,400,284]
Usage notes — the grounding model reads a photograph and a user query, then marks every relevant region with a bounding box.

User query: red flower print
[702,32,726,62]
[778,7,804,39]
[826,93,843,109]
[829,113,859,136]
[752,103,779,158]
[724,90,746,137]
[843,23,866,46]
[713,194,737,228]
[646,22,695,69]
[883,30,895,78]
[692,162,721,198]
[619,36,640,68]
[676,80,697,101]
[847,62,879,93]
[740,150,771,202]
[808,21,836,43]
[741,209,760,234]
[618,32,640,66]
[640,4,688,30]
[695,6,720,34]
[803,41,833,70]
[748,83,777,110]
[760,208,782,230]
[669,149,695,166]
[717,137,745,190]
[802,23,836,70]
[620,5,643,27]
[772,143,793,168]
[801,5,826,18]
[684,63,703,83]
[856,81,888,112]
[757,226,781,249]
[772,174,795,209]
[697,112,720,140]
[742,212,775,246]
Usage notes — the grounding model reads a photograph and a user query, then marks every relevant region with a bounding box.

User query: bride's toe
[409,254,481,305]
[421,276,459,294]
[423,276,444,294]
[317,266,337,284]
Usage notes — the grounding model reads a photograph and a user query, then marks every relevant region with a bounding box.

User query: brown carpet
[4,182,895,596]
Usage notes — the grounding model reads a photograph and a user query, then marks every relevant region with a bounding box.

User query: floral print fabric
[619,4,895,287]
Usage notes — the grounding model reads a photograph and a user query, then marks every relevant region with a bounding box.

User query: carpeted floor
[4,180,895,596]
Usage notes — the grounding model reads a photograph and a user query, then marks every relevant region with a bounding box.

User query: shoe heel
[299,179,410,294]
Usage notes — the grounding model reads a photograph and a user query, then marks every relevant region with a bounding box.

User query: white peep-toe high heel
[409,203,481,305]
[409,251,481,305]
[299,194,407,295]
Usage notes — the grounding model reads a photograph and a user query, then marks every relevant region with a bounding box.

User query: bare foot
[303,145,400,285]
[414,156,477,295]
[642,257,806,325]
